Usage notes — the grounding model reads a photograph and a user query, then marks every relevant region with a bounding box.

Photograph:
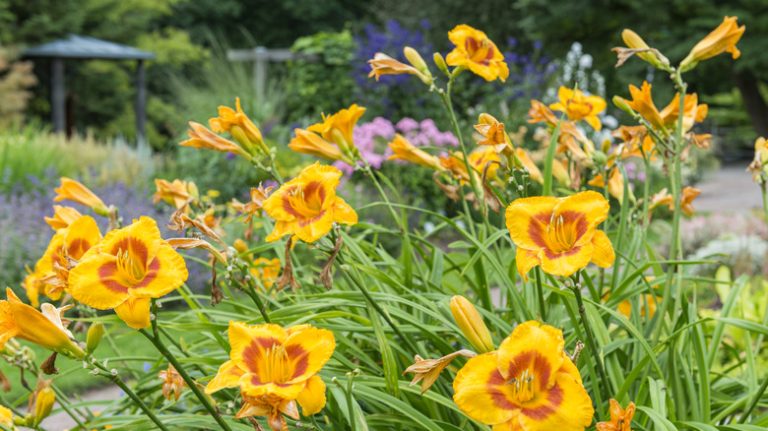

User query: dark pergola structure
[24,34,154,142]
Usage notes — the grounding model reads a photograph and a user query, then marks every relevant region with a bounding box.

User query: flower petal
[516,248,540,281]
[68,254,129,310]
[554,191,610,246]
[505,197,559,251]
[228,322,287,370]
[332,198,358,226]
[539,242,594,277]
[129,243,189,298]
[205,360,245,394]
[497,321,565,388]
[297,375,327,416]
[516,371,594,431]
[590,230,615,268]
[453,352,518,425]
[114,297,151,329]
[284,326,336,384]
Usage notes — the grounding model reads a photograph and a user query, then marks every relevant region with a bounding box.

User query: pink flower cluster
[334,117,458,174]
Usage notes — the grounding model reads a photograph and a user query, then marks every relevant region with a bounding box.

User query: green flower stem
[571,272,609,402]
[92,361,170,431]
[761,181,768,223]
[534,268,546,321]
[139,328,233,431]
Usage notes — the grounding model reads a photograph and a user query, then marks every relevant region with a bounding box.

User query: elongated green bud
[86,322,105,354]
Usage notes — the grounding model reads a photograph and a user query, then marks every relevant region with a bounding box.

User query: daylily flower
[68,216,189,329]
[262,163,357,243]
[474,113,507,147]
[289,128,348,162]
[250,257,281,289]
[449,296,494,353]
[612,125,655,160]
[680,16,745,72]
[405,350,475,394]
[596,399,636,431]
[658,92,708,132]
[158,365,185,401]
[33,215,102,301]
[505,191,615,278]
[648,188,673,212]
[453,321,594,431]
[368,51,432,84]
[446,24,509,82]
[307,104,366,154]
[181,122,250,159]
[206,322,335,429]
[44,205,82,231]
[54,178,110,216]
[31,385,55,426]
[680,186,701,216]
[153,179,196,209]
[550,87,606,131]
[231,185,272,223]
[0,405,12,428]
[748,137,768,183]
[618,294,657,319]
[209,97,267,156]
[618,29,668,69]
[388,134,444,171]
[0,288,84,358]
[441,147,501,184]
[528,100,559,125]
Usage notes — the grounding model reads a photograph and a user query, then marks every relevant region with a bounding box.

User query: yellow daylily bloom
[505,191,615,278]
[612,125,655,160]
[231,185,272,223]
[250,257,281,289]
[680,16,745,72]
[449,295,494,353]
[618,294,658,319]
[153,179,195,209]
[158,365,185,401]
[206,322,334,427]
[453,321,594,431]
[748,137,768,183]
[596,399,636,431]
[44,205,82,231]
[658,92,708,132]
[307,104,366,154]
[550,87,606,131]
[209,98,268,156]
[368,52,432,84]
[387,134,444,171]
[68,216,189,329]
[54,178,109,216]
[289,128,349,162]
[446,24,509,82]
[34,215,102,301]
[0,288,84,358]
[474,113,507,146]
[32,386,55,426]
[262,163,357,243]
[181,122,250,159]
[440,147,501,184]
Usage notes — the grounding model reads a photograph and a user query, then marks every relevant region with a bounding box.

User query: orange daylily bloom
[388,134,444,170]
[612,126,655,160]
[648,188,673,213]
[262,163,357,243]
[44,205,83,231]
[181,122,250,159]
[209,97,267,155]
[289,128,348,162]
[618,294,658,319]
[251,257,281,289]
[618,82,665,130]
[158,365,185,401]
[368,52,431,84]
[680,16,745,72]
[231,185,272,223]
[474,113,507,147]
[54,178,109,215]
[441,147,501,183]
[453,321,594,431]
[680,186,701,216]
[596,399,636,431]
[550,87,606,131]
[153,179,196,209]
[33,215,103,301]
[506,191,615,278]
[206,322,335,429]
[658,92,708,132]
[446,25,509,82]
[528,100,559,125]
[0,288,85,358]
[68,216,189,329]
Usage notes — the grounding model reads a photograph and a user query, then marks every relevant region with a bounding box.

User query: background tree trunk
[734,70,768,137]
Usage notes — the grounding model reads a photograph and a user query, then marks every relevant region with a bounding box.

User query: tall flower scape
[2,16,764,431]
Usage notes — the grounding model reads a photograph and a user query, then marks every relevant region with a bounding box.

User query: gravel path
[694,164,763,214]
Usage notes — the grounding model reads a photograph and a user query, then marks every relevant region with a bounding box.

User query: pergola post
[51,58,65,133]
[135,59,147,144]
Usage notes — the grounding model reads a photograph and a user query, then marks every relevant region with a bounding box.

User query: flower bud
[433,52,449,76]
[33,387,55,426]
[621,29,669,69]
[612,96,634,115]
[449,296,494,353]
[86,322,105,354]
[403,47,432,85]
[233,238,249,254]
